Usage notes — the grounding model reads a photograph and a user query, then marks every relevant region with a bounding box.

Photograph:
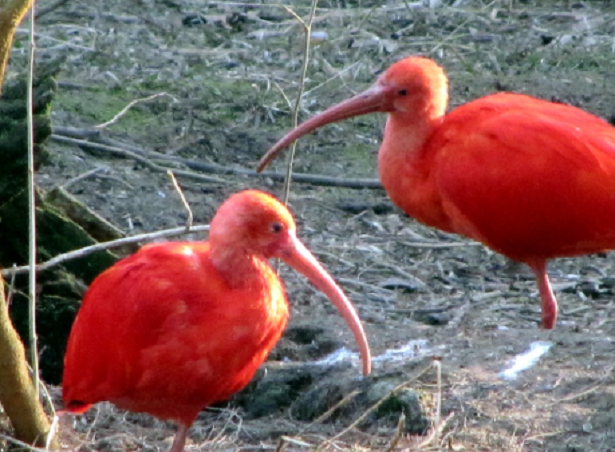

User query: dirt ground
[5,0,615,451]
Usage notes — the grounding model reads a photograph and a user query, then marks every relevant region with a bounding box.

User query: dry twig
[25,0,39,399]
[280,0,319,205]
[94,92,177,129]
[167,170,193,230]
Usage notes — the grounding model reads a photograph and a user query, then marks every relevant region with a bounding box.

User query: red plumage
[63,241,287,424]
[63,190,371,452]
[395,92,615,260]
[257,57,615,329]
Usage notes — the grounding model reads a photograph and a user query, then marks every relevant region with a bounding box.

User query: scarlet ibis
[257,56,615,330]
[62,190,371,452]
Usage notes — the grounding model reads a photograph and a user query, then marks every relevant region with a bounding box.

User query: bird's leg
[527,259,558,329]
[169,423,190,452]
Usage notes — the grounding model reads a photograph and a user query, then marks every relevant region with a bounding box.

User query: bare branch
[1,224,211,278]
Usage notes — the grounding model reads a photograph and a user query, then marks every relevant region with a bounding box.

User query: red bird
[62,190,371,452]
[257,56,615,330]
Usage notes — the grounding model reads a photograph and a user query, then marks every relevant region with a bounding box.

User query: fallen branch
[34,0,69,18]
[51,134,230,185]
[399,240,482,249]
[51,132,384,189]
[53,126,100,139]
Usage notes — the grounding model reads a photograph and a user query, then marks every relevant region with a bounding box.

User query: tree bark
[0,0,34,97]
[0,0,53,446]
[0,274,53,447]
[0,0,125,447]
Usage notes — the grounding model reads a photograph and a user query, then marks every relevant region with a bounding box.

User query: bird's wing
[62,243,224,405]
[433,94,615,260]
[62,241,287,420]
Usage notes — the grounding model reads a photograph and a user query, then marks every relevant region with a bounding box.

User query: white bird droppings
[314,339,431,368]
[499,341,553,381]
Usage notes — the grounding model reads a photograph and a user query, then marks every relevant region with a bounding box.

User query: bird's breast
[378,131,456,233]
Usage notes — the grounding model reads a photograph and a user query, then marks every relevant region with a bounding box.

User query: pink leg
[527,259,558,329]
[169,423,190,452]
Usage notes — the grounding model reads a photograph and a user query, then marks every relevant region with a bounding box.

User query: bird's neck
[378,113,455,232]
[209,246,273,289]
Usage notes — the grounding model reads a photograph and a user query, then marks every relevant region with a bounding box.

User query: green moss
[36,205,118,282]
[55,89,151,134]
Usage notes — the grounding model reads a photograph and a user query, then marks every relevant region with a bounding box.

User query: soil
[5,0,615,451]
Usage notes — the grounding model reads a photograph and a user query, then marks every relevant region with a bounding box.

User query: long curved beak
[277,233,372,376]
[257,84,387,173]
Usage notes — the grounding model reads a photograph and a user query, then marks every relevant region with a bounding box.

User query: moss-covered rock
[232,359,430,434]
[0,60,119,384]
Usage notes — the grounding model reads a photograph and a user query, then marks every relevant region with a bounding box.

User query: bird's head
[376,57,448,115]
[209,189,372,376]
[209,190,297,259]
[256,56,449,172]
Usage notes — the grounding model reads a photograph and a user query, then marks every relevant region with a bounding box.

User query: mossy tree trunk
[0,0,50,446]
[0,1,53,448]
[0,274,51,447]
[0,0,33,97]
[0,1,120,448]
[0,66,120,385]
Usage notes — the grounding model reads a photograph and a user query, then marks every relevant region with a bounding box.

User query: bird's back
[428,92,615,260]
[62,241,289,425]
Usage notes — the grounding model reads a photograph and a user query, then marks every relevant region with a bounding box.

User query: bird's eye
[271,222,283,234]
[398,89,408,96]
